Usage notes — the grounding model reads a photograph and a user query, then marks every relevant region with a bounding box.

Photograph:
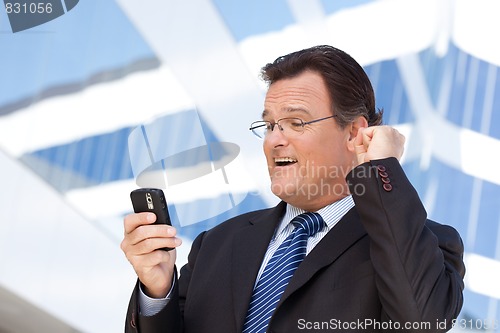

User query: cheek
[302,140,347,173]
[263,146,277,174]
[263,145,272,163]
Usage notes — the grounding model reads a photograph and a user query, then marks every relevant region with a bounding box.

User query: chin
[270,180,299,199]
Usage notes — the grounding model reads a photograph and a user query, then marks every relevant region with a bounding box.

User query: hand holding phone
[130,188,173,251]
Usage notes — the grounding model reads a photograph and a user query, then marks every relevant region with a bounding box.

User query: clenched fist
[354,126,405,165]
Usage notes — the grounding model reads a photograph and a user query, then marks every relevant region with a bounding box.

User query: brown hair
[261,45,383,127]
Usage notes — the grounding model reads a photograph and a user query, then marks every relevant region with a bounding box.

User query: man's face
[262,70,355,211]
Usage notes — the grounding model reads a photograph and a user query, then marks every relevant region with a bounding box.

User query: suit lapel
[230,205,366,328]
[231,202,287,330]
[278,207,366,305]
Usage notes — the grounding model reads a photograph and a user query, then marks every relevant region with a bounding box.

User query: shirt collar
[274,195,355,240]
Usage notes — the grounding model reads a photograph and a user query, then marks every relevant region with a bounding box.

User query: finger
[362,126,376,140]
[128,248,173,273]
[358,127,374,150]
[362,129,373,149]
[121,225,180,258]
[131,236,182,255]
[128,224,178,247]
[124,212,156,234]
[354,126,365,147]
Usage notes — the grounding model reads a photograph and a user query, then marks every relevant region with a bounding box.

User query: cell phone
[130,188,173,251]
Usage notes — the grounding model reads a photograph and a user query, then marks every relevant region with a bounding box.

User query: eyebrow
[261,107,310,119]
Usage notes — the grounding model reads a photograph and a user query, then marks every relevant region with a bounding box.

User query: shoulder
[425,220,463,245]
[425,220,465,270]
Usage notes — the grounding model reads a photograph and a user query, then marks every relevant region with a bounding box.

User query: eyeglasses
[249,115,337,139]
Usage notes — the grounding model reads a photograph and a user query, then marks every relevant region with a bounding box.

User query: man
[121,45,465,332]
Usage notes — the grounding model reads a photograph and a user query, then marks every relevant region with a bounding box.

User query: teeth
[275,157,297,163]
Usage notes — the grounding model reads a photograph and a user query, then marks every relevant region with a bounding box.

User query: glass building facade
[0,0,498,331]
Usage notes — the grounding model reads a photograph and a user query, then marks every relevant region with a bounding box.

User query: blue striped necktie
[242,212,324,333]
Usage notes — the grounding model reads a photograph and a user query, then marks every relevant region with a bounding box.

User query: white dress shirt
[139,195,355,316]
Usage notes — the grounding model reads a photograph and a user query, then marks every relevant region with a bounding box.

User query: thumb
[353,127,367,164]
[354,127,367,153]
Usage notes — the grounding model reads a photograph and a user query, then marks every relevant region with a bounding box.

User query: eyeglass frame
[249,115,337,139]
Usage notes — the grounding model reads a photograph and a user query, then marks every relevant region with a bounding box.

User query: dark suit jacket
[125,158,465,332]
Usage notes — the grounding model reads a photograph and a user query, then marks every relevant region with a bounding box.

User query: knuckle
[154,249,167,263]
[140,238,155,253]
[135,225,150,240]
[124,213,135,225]
[120,239,127,252]
[142,250,162,267]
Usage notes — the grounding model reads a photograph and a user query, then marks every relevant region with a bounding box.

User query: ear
[346,116,368,152]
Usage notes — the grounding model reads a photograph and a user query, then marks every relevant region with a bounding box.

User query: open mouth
[275,157,298,167]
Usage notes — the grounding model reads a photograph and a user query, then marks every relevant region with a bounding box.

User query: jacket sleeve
[124,276,183,333]
[346,157,465,332]
[124,231,208,333]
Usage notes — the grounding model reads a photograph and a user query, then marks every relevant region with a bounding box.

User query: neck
[282,191,349,212]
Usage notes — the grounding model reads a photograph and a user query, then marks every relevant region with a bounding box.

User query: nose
[264,123,288,147]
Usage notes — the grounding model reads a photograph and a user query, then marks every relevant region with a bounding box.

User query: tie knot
[291,212,324,237]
